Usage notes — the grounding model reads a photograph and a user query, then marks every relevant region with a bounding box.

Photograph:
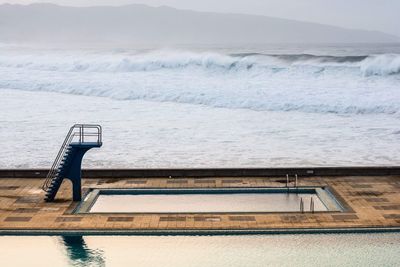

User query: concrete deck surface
[0,175,399,233]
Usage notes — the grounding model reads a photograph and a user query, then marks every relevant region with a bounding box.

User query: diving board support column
[65,145,95,201]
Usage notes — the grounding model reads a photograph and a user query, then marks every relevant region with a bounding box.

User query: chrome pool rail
[300,197,304,213]
[300,196,316,213]
[285,173,299,193]
[310,197,315,213]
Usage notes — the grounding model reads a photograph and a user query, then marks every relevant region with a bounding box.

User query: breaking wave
[360,54,400,76]
[0,50,399,75]
[232,53,368,63]
[0,49,399,115]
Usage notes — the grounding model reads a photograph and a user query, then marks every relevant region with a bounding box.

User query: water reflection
[0,234,398,267]
[60,236,105,267]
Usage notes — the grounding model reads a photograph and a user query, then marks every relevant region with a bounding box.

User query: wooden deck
[0,175,399,233]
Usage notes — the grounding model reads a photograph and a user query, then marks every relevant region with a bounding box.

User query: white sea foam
[1,88,400,168]
[0,49,399,115]
[2,50,399,73]
[360,54,400,76]
[1,45,400,168]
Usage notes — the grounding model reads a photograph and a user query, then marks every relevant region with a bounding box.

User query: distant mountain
[0,3,398,45]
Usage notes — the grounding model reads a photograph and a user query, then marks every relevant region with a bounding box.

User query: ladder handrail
[42,127,75,190]
[41,124,102,191]
[300,197,304,213]
[310,197,315,213]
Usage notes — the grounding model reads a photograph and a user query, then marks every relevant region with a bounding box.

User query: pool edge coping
[1,227,400,236]
[75,186,341,214]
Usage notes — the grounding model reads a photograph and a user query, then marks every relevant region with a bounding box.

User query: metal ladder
[286,174,299,192]
[300,197,315,213]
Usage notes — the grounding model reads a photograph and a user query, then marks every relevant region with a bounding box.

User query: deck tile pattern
[107,217,134,222]
[5,217,32,222]
[0,175,398,231]
[229,216,256,221]
[55,217,83,222]
[159,216,186,222]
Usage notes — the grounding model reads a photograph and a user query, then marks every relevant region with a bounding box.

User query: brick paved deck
[0,176,399,232]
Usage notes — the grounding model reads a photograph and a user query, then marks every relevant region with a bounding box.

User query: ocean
[0,43,399,168]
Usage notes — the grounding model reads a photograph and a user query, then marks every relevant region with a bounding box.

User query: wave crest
[360,54,400,76]
[0,50,399,116]
[1,50,400,76]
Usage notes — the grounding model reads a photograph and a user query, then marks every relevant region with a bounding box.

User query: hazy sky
[1,0,399,37]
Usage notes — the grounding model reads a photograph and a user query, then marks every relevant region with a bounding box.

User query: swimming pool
[77,187,343,214]
[0,233,399,267]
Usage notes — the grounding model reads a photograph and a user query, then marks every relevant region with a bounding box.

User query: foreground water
[0,234,399,266]
[0,43,399,167]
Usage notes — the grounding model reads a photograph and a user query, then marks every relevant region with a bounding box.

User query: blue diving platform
[42,124,102,202]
